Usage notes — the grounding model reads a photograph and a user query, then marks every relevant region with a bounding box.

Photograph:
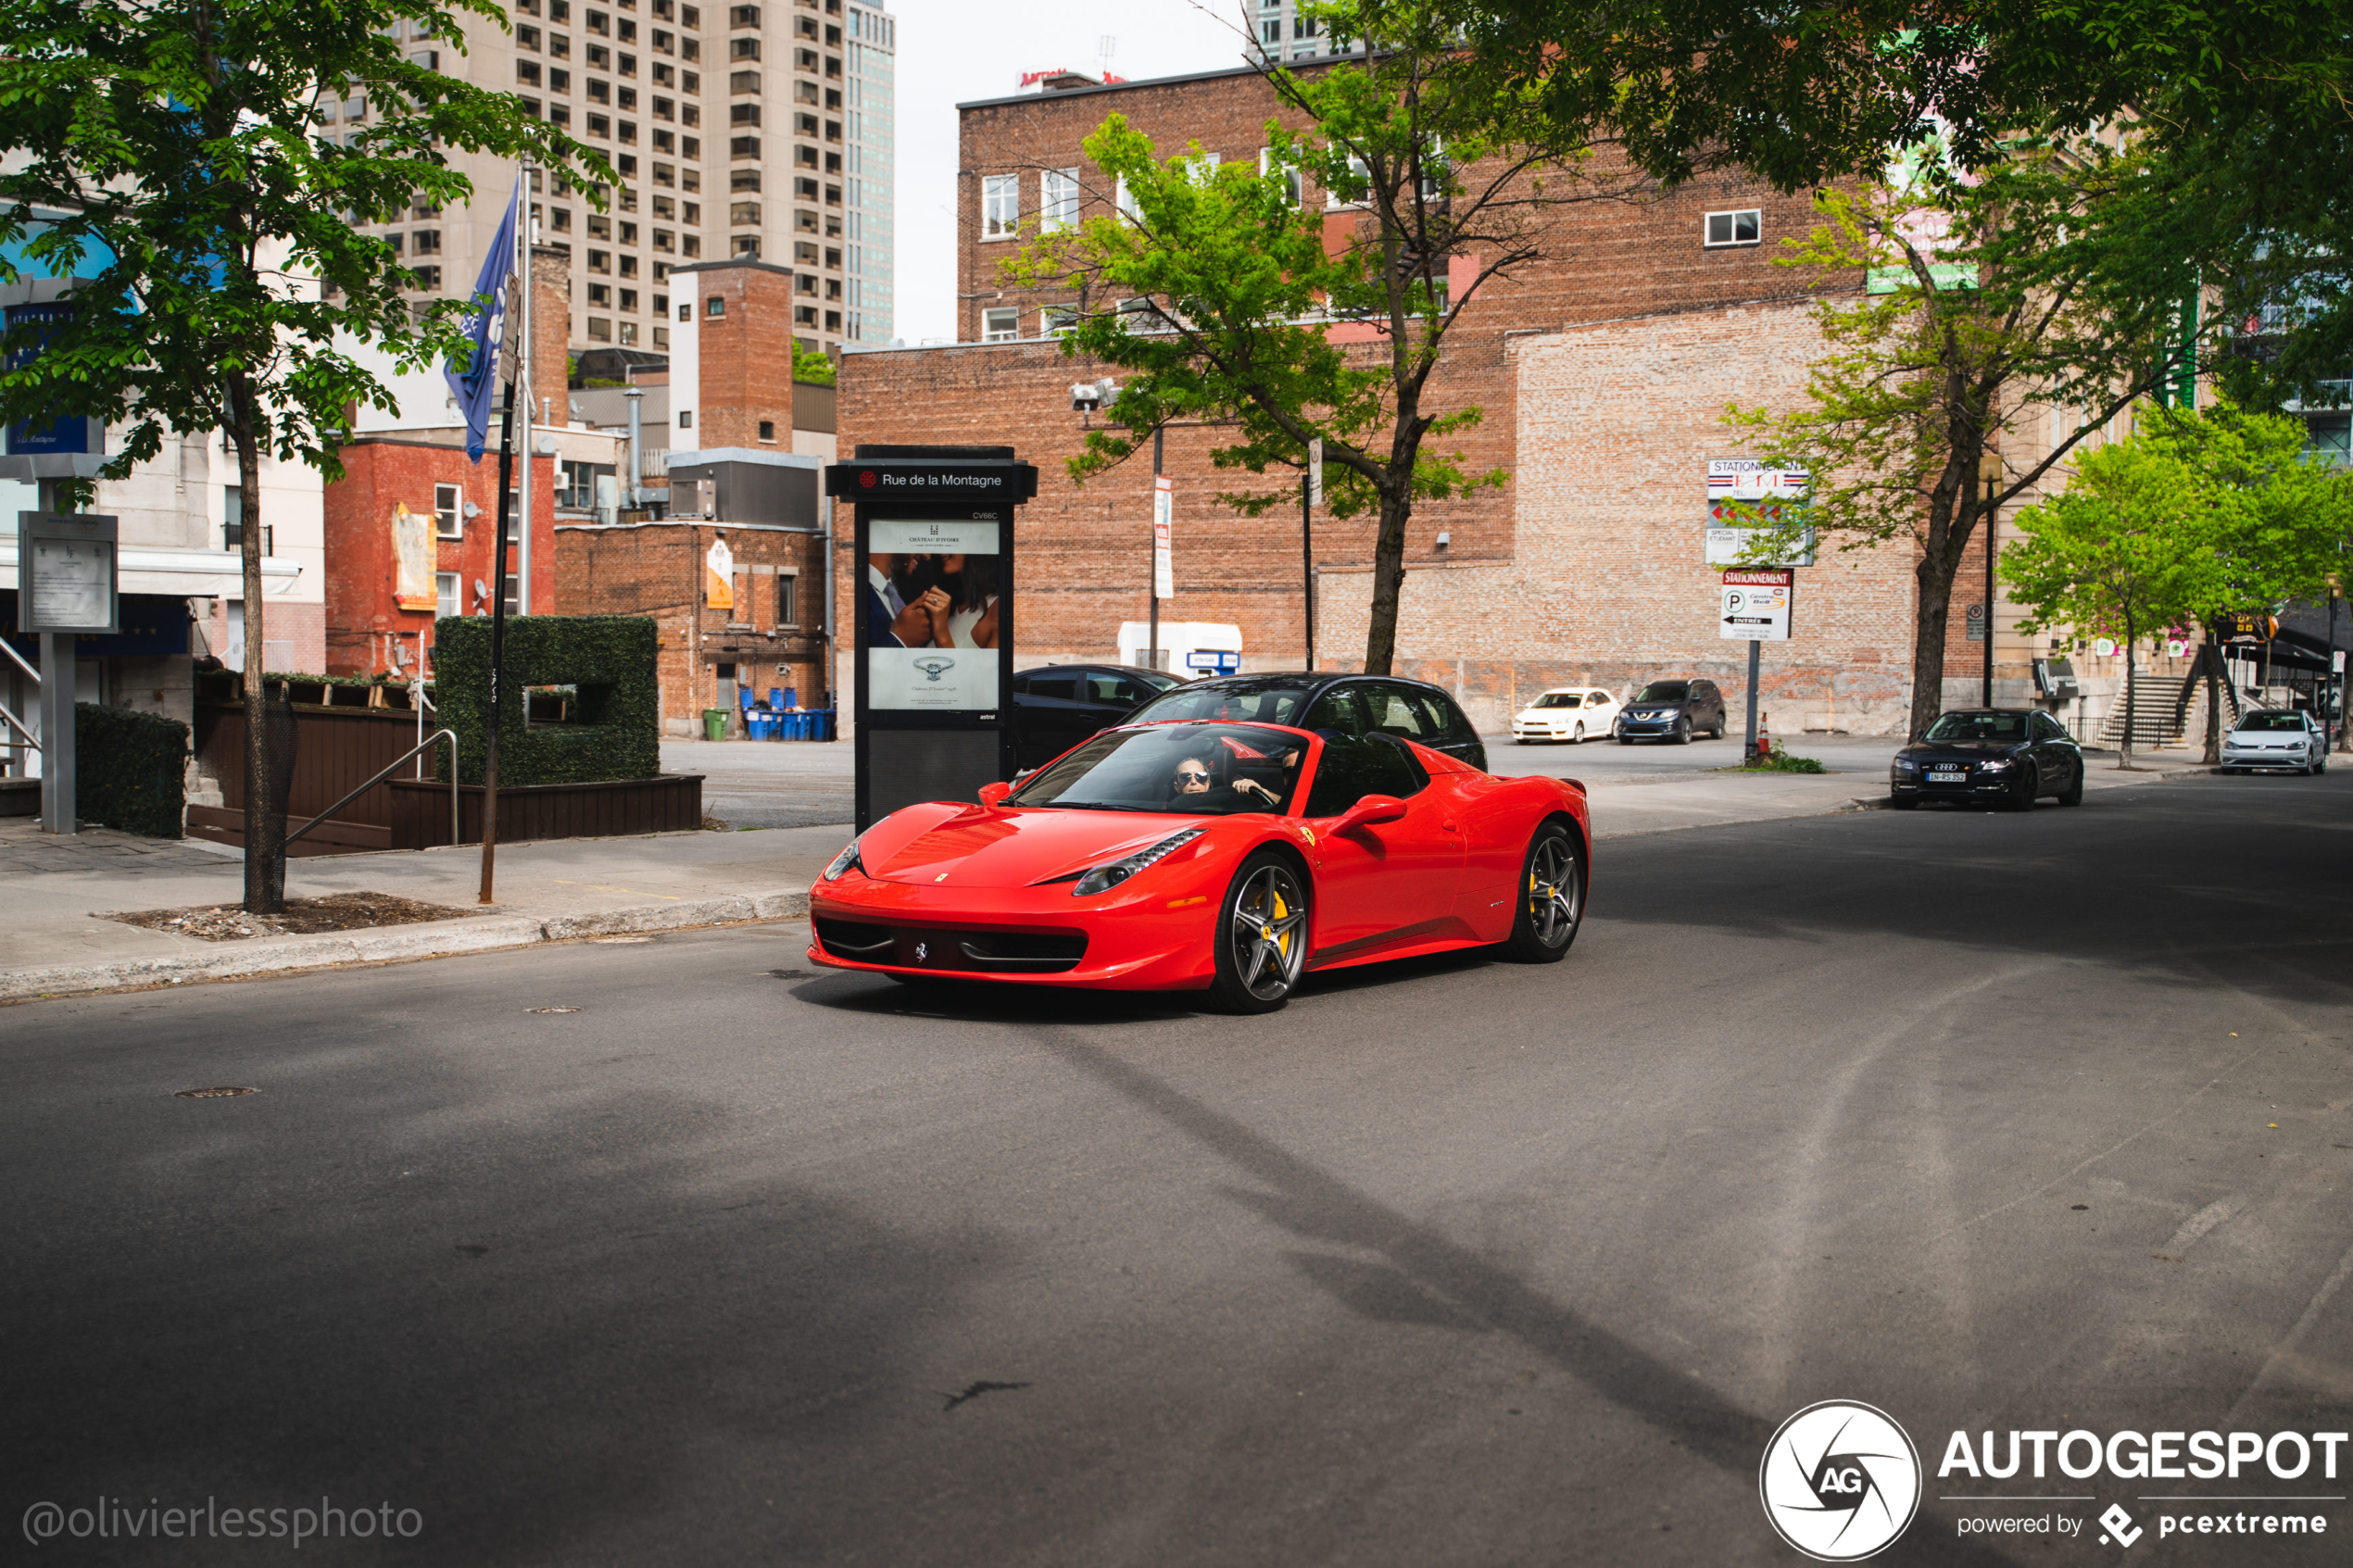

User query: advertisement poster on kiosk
[864,518,1004,712]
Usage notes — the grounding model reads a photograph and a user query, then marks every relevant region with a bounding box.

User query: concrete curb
[0,889,812,1003]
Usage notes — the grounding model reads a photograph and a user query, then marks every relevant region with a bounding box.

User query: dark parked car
[1010,664,1185,771]
[1118,672,1491,771]
[1616,678,1727,744]
[1890,709,2083,809]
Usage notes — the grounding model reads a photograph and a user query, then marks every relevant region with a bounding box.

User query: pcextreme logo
[1760,1400,1925,1561]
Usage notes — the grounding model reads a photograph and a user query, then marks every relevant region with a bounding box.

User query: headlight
[1073,829,1204,898]
[1893,759,1919,771]
[822,834,864,882]
[1978,759,2013,771]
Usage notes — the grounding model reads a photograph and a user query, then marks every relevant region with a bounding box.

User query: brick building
[831,60,2020,736]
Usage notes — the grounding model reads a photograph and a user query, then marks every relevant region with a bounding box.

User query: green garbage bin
[702,708,730,741]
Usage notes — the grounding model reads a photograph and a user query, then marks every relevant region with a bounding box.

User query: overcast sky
[883,0,1250,345]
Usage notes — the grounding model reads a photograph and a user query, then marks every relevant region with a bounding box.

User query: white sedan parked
[1511,687,1622,744]
[2221,710,2330,774]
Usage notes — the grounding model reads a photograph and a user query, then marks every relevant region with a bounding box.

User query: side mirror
[977,781,1013,809]
[1335,794,1407,834]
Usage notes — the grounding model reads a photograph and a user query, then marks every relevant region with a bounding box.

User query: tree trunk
[1361,483,1412,677]
[231,372,284,913]
[2119,611,2138,770]
[1906,505,1975,739]
[2200,640,2222,765]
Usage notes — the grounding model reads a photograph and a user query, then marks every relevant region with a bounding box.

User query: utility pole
[1303,436,1320,672]
[1982,461,1999,708]
[516,155,535,619]
[479,383,518,904]
[1149,424,1164,672]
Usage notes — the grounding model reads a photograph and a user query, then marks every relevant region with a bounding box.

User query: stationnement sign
[1719,568,1793,642]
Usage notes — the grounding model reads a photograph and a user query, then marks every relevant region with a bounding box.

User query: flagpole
[516,155,534,620]
[480,380,517,905]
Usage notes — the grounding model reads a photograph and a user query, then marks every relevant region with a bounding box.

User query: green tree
[1999,443,2219,767]
[1727,136,2212,737]
[0,0,606,909]
[1005,2,1642,676]
[791,340,836,386]
[2028,403,2353,761]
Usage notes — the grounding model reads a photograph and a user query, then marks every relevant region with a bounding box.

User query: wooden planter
[386,774,704,849]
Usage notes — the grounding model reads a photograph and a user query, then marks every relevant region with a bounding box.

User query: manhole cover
[526,1006,581,1014]
[174,1086,254,1099]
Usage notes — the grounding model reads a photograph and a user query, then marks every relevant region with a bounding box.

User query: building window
[730,201,760,223]
[981,173,1017,240]
[1260,147,1302,207]
[707,295,724,316]
[758,420,775,441]
[1705,209,1762,246]
[436,572,459,621]
[679,409,693,429]
[732,234,759,256]
[587,112,610,137]
[1041,168,1080,232]
[619,320,638,345]
[588,282,612,306]
[588,316,612,340]
[982,307,1017,342]
[1041,305,1076,336]
[517,59,542,85]
[775,572,796,625]
[730,102,760,126]
[434,482,462,538]
[411,229,442,254]
[731,135,760,157]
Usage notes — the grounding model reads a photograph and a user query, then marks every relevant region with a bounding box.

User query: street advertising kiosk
[824,446,1038,830]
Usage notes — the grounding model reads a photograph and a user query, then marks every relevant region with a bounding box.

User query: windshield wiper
[1035,800,1164,812]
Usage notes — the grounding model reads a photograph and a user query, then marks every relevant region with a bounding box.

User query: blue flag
[444,178,521,462]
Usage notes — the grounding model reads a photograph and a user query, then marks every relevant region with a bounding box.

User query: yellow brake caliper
[1270,889,1290,957]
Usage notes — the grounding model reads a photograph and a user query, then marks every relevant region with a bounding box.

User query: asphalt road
[6,771,2350,1566]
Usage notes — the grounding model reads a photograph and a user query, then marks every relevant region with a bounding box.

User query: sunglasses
[1176,770,1211,784]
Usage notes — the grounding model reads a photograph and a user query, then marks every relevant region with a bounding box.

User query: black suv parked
[1616,678,1727,745]
[1120,672,1491,771]
[1010,664,1186,771]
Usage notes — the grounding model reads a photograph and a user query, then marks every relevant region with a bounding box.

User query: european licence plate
[1928,769,1966,783]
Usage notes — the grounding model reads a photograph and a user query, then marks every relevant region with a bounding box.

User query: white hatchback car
[1511,687,1622,745]
[2221,710,2330,774]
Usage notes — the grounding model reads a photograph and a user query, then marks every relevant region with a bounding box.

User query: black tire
[1890,796,1919,810]
[2056,766,2083,807]
[1673,718,1692,746]
[1498,822,1583,962]
[1208,852,1311,1014]
[1617,734,1633,746]
[2004,767,2038,811]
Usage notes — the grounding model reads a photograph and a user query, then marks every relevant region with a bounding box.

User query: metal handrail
[0,636,38,684]
[283,728,459,850]
[0,696,36,749]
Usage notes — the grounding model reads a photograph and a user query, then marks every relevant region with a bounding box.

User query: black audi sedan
[1890,709,2084,809]
[1119,671,1491,771]
[1616,678,1727,744]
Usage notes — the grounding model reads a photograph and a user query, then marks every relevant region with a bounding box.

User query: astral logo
[1760,1401,1923,1561]
[912,657,955,683]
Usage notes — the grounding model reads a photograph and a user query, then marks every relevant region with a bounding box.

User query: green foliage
[0,0,612,500]
[430,616,661,786]
[792,341,837,386]
[74,702,190,839]
[1733,744,1827,774]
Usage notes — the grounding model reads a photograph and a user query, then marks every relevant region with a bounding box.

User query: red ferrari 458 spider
[808,720,1590,1012]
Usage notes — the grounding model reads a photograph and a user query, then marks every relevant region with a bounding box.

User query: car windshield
[1922,711,2029,743]
[1008,723,1306,815]
[1632,683,1687,703]
[1126,678,1318,728]
[1532,693,1581,709]
[2235,712,2310,732]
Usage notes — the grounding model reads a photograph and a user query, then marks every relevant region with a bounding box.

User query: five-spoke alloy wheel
[1210,852,1312,1013]
[1501,822,1583,962]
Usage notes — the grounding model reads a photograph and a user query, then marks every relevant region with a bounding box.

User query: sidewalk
[1,749,2211,1003]
[0,820,846,1003]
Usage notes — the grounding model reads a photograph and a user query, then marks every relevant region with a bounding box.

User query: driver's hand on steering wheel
[1235,777,1274,801]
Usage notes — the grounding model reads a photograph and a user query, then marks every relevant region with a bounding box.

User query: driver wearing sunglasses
[1168,754,1280,812]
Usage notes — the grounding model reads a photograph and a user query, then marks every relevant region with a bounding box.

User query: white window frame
[434,482,462,538]
[981,172,1018,240]
[1040,305,1077,336]
[1326,153,1370,209]
[1114,174,1138,224]
[981,306,1019,343]
[1705,208,1762,247]
[1040,168,1081,232]
[434,571,459,621]
[1182,151,1221,186]
[1259,146,1302,207]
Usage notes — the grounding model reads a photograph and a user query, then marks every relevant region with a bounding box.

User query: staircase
[2100,673,2193,747]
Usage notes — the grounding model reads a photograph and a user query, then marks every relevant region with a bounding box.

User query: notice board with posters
[825,447,1039,829]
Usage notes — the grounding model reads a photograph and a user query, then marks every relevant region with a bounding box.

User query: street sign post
[1965,603,1986,643]
[1720,567,1793,758]
[17,511,120,835]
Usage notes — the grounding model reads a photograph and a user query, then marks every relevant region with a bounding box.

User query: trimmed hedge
[431,615,660,786]
[76,702,190,838]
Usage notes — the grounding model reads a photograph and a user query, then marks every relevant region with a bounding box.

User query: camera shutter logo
[1758,1400,1921,1561]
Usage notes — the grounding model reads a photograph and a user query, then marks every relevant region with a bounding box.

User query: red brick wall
[678,259,797,451]
[323,439,558,676]
[554,521,827,733]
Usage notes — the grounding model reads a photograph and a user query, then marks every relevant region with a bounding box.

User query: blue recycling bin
[788,712,812,739]
[747,712,772,741]
[768,687,784,709]
[736,686,756,711]
[782,686,799,710]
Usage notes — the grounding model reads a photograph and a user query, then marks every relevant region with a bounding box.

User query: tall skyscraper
[342,0,894,367]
